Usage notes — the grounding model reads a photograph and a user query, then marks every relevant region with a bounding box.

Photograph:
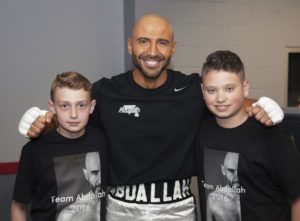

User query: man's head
[128,13,176,88]
[201,51,249,127]
[221,152,239,188]
[83,152,101,194]
[48,72,96,138]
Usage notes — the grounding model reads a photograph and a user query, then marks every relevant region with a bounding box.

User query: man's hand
[18,107,56,138]
[245,97,284,126]
[247,105,273,126]
[27,112,55,138]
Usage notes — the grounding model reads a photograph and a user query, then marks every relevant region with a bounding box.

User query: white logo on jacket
[119,105,140,117]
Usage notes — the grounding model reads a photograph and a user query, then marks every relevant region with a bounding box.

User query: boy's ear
[200,83,205,98]
[48,100,56,114]
[89,99,96,114]
[243,80,250,98]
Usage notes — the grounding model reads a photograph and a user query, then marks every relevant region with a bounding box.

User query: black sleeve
[268,125,300,201]
[12,143,35,204]
[89,80,104,129]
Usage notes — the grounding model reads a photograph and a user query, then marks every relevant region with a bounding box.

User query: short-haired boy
[196,51,300,221]
[11,72,107,221]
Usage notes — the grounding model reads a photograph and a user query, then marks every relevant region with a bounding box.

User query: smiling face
[201,70,249,128]
[48,88,95,139]
[128,14,176,88]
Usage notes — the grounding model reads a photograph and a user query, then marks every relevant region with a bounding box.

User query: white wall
[0,0,125,162]
[135,0,300,106]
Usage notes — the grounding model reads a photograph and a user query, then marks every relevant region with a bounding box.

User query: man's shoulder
[168,69,200,80]
[93,71,130,85]
[92,71,131,93]
[170,69,201,88]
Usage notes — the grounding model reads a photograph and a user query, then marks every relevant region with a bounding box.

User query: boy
[11,72,107,221]
[197,50,300,221]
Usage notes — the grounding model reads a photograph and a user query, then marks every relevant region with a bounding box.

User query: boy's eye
[59,103,70,110]
[78,102,88,109]
[206,88,216,94]
[225,87,234,92]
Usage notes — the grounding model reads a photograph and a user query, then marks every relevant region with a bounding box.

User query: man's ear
[89,99,96,114]
[221,164,225,176]
[48,100,56,114]
[171,41,177,56]
[127,37,133,55]
[82,168,88,180]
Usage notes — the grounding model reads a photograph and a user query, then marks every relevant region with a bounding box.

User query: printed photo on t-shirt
[53,151,104,221]
[202,149,244,221]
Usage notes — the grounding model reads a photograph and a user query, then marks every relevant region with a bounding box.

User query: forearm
[292,197,300,221]
[11,200,27,221]
[244,97,256,109]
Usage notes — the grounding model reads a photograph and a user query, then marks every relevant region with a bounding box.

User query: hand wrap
[18,107,48,137]
[253,97,284,124]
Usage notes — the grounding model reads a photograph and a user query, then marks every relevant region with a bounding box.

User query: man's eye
[138,39,148,45]
[159,40,169,46]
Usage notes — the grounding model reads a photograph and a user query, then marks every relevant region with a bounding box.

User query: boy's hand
[18,107,55,138]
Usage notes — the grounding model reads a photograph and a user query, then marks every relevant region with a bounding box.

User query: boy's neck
[215,110,248,129]
[56,127,86,139]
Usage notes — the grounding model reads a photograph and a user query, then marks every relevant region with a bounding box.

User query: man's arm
[244,97,284,126]
[292,197,300,221]
[18,107,56,138]
[27,112,56,138]
[11,200,28,221]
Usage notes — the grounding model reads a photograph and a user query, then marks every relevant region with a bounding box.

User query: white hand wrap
[18,107,48,137]
[252,97,284,124]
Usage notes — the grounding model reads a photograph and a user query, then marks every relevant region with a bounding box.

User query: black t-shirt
[13,126,108,221]
[196,117,300,221]
[90,69,206,185]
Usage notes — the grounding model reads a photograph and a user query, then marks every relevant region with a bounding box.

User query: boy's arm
[11,200,27,221]
[292,197,300,221]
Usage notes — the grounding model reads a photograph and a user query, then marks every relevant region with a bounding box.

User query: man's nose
[148,42,158,56]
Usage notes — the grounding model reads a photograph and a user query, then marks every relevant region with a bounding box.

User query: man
[57,152,102,221]
[18,14,283,220]
[206,152,241,221]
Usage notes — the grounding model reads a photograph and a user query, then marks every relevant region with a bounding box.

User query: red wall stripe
[0,162,19,174]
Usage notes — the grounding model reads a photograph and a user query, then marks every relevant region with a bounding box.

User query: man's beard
[227,180,240,189]
[90,184,101,194]
[132,54,171,80]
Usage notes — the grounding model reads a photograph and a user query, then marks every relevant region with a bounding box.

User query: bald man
[57,152,102,221]
[18,13,282,221]
[206,152,241,221]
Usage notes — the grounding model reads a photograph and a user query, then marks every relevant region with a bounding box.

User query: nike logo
[174,86,186,92]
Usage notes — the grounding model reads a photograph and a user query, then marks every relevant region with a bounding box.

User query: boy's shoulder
[21,129,58,151]
[85,125,105,137]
